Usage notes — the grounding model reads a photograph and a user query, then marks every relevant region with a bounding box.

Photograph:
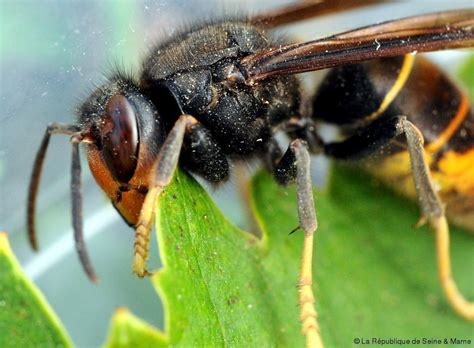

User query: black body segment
[313,56,473,157]
[312,56,405,126]
[141,22,300,157]
[141,22,269,81]
[181,122,229,183]
[324,116,405,160]
[273,142,298,185]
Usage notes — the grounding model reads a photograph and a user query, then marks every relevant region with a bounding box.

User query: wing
[250,0,388,28]
[242,10,474,83]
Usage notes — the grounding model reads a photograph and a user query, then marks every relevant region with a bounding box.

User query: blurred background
[0,0,472,346]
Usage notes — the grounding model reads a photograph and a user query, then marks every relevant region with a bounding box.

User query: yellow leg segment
[133,187,161,277]
[433,216,474,321]
[299,232,324,348]
[402,120,473,321]
[131,115,193,277]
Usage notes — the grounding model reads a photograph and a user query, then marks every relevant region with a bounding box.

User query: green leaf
[103,308,166,348]
[137,164,473,346]
[458,54,474,100]
[0,232,72,348]
[256,165,474,346]
[153,169,306,346]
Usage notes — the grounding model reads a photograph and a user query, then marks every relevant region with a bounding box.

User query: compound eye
[101,94,139,183]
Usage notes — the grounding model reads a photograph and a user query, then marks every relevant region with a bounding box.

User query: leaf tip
[112,306,131,322]
[0,231,12,256]
[104,307,168,348]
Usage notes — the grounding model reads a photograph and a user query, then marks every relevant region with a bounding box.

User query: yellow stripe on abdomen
[365,54,415,122]
[426,93,470,154]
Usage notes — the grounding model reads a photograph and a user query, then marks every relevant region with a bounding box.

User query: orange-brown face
[78,78,165,226]
[86,146,149,225]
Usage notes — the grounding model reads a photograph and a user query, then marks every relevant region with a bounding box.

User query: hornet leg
[133,115,197,277]
[269,138,323,348]
[326,115,474,321]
